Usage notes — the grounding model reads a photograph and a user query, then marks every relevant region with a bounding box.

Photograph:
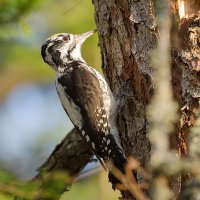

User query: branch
[31,128,93,200]
[37,128,93,177]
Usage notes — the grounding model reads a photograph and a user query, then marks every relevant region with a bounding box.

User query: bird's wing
[56,64,110,168]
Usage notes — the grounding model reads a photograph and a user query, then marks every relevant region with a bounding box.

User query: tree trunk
[92,0,157,199]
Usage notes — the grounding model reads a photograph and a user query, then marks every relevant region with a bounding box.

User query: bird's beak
[75,29,97,44]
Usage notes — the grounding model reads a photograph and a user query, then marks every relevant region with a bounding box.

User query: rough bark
[93,0,156,167]
[93,0,157,199]
[171,8,200,158]
[92,0,200,199]
[171,8,200,196]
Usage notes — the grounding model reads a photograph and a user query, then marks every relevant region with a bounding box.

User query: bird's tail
[105,135,137,189]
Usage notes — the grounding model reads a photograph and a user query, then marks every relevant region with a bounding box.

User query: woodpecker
[41,30,135,187]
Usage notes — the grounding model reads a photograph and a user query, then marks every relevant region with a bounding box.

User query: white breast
[56,80,83,130]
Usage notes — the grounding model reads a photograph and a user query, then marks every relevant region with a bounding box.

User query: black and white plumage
[41,30,134,186]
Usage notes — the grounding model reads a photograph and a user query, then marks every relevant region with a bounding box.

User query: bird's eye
[63,36,69,41]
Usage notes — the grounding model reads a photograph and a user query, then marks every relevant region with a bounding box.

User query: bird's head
[41,30,96,72]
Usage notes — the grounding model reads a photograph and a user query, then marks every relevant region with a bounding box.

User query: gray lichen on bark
[179,15,200,101]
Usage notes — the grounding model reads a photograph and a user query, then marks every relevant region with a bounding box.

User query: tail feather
[106,135,137,189]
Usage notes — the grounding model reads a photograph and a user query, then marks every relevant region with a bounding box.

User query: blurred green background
[0,0,119,199]
[0,0,101,99]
